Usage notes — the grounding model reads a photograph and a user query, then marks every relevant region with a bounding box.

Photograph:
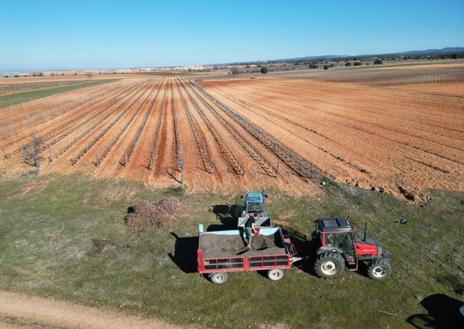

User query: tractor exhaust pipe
[363,222,368,241]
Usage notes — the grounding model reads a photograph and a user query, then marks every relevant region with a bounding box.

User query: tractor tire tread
[367,258,392,280]
[314,252,345,279]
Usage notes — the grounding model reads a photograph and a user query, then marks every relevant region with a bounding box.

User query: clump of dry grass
[126,197,184,232]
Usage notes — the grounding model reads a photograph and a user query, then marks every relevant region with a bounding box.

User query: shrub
[126,197,185,232]
[323,65,330,70]
[345,62,352,67]
[309,63,318,69]
[231,67,241,75]
[374,59,383,65]
[353,61,362,66]
[260,66,268,74]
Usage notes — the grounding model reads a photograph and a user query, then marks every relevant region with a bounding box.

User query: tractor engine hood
[354,239,381,256]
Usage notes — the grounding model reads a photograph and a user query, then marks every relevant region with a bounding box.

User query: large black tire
[367,258,392,280]
[314,252,345,279]
[209,272,229,284]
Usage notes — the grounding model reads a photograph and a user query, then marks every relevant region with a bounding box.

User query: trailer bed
[197,227,295,275]
[199,233,285,258]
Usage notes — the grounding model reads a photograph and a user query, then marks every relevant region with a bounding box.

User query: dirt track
[1,73,463,200]
[0,291,186,329]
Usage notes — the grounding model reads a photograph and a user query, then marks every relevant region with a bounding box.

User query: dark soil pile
[199,233,285,258]
[126,197,184,232]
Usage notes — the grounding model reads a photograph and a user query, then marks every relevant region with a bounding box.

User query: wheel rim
[270,270,281,279]
[216,274,224,282]
[321,260,338,275]
[372,265,387,278]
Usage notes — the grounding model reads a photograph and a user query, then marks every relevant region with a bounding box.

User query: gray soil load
[199,232,286,258]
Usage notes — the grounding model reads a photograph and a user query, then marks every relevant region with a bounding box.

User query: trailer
[197,225,298,284]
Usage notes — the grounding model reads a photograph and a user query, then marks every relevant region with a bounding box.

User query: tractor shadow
[168,232,198,274]
[207,204,242,231]
[406,294,463,329]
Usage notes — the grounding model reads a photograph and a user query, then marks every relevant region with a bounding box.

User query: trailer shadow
[168,232,198,274]
[406,293,463,329]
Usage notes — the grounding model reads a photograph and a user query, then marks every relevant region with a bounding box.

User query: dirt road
[0,291,187,329]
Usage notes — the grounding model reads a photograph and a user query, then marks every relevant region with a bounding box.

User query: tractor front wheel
[367,259,392,280]
[315,252,345,279]
[209,272,229,284]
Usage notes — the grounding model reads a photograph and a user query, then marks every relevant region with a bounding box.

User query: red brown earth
[202,78,464,201]
[1,73,463,201]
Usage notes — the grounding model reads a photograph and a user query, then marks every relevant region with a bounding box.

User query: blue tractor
[237,192,271,228]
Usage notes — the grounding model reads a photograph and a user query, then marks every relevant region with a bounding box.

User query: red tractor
[313,218,392,280]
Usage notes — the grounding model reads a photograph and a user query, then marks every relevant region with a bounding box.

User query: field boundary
[0,79,118,108]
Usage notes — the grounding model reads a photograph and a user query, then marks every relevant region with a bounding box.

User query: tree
[231,67,241,75]
[345,62,352,67]
[260,66,268,74]
[323,65,330,70]
[308,63,318,69]
[353,61,362,66]
[86,72,94,79]
[374,59,383,65]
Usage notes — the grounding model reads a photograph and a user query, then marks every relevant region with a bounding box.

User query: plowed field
[1,75,463,200]
[0,77,321,196]
[202,78,464,201]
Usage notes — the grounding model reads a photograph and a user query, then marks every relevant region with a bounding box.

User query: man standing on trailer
[245,213,258,249]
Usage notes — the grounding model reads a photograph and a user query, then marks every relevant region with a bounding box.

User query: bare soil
[1,73,463,201]
[201,78,464,201]
[0,290,188,329]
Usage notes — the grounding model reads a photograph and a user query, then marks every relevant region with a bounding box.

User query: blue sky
[0,0,463,71]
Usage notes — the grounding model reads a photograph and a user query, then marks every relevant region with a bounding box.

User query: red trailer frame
[197,237,297,274]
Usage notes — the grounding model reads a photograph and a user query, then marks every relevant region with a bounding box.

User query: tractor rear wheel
[315,252,345,279]
[209,272,229,284]
[367,259,392,280]
[267,269,284,281]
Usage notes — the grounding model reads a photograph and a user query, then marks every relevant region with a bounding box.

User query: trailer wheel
[267,269,284,281]
[367,259,391,280]
[315,252,345,279]
[209,272,228,284]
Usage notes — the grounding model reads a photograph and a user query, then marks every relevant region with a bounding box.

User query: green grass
[0,79,117,108]
[0,173,462,328]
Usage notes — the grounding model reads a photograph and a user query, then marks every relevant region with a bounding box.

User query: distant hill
[398,47,464,55]
[224,47,464,65]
